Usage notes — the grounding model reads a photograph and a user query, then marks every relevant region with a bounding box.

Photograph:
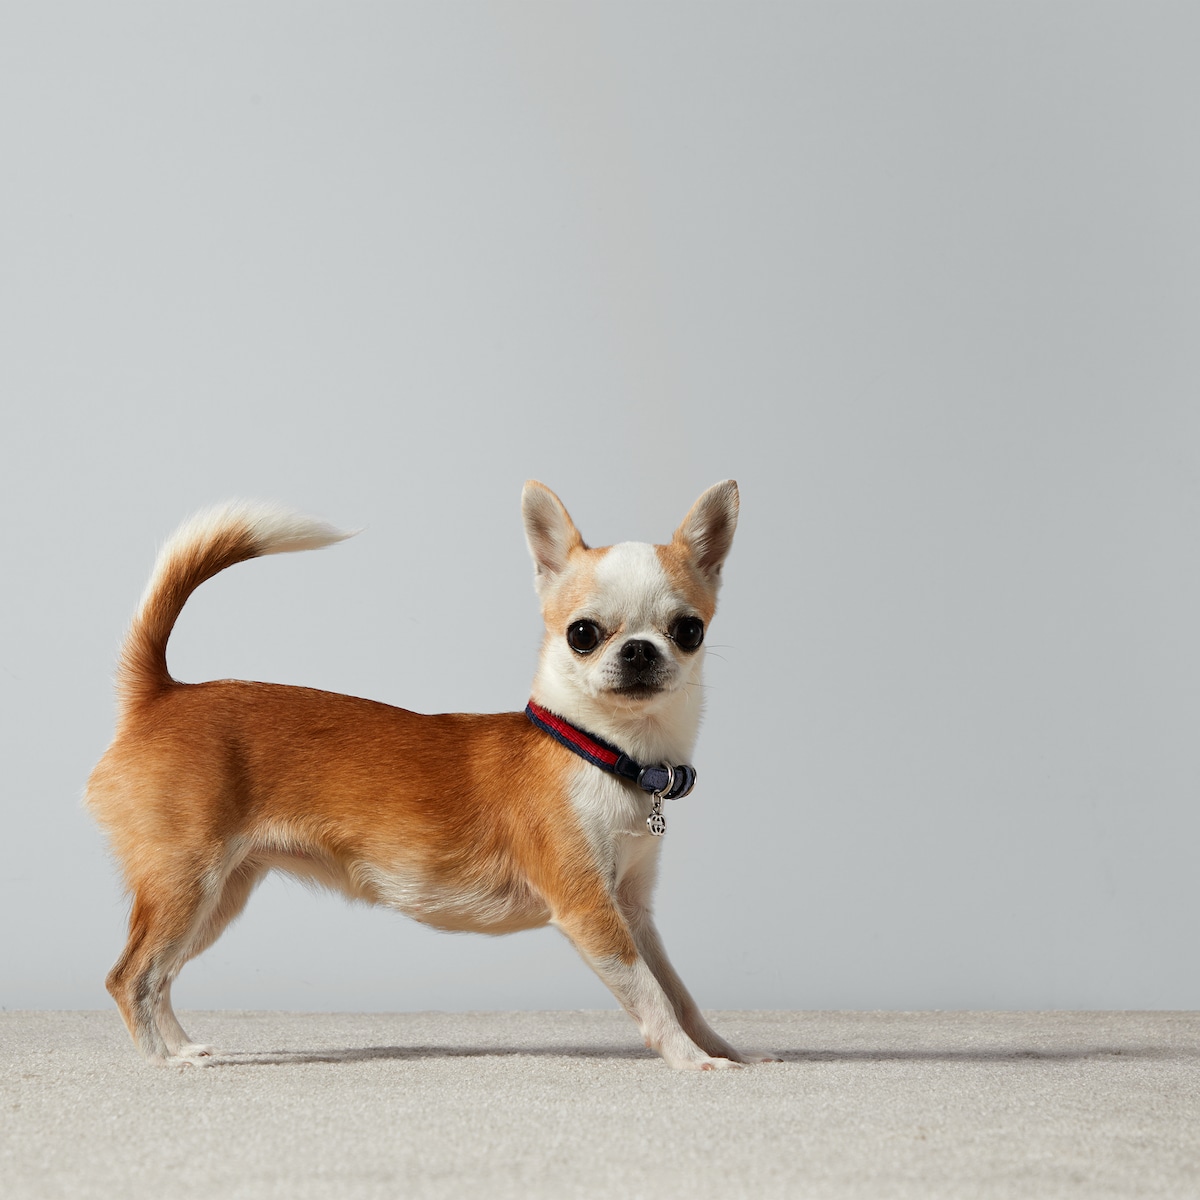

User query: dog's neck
[529,661,704,767]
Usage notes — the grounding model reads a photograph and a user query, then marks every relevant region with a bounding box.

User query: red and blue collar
[525,699,697,801]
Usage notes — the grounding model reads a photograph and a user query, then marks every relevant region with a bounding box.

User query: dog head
[522,480,738,757]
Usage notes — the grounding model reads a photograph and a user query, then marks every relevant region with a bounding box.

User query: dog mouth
[604,676,672,700]
[607,679,669,701]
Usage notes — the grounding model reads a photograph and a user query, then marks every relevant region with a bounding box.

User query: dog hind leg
[107,854,245,1065]
[154,861,265,1060]
[107,889,191,1064]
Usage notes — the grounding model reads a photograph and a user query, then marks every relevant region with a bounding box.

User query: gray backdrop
[3,2,1197,1013]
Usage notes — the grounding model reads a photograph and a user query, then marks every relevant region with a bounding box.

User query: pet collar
[525,699,696,837]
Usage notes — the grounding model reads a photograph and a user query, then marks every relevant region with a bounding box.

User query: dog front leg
[613,857,777,1065]
[621,905,777,1064]
[552,902,741,1070]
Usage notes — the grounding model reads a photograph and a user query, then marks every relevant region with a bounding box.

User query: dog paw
[695,1038,779,1065]
[697,1056,743,1071]
[169,1044,218,1065]
[668,1052,744,1071]
[734,1049,783,1064]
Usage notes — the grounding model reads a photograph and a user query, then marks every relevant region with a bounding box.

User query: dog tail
[116,501,354,712]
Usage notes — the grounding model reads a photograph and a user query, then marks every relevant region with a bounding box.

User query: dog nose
[620,639,659,667]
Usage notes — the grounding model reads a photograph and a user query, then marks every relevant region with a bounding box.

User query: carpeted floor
[2,1010,1197,1198]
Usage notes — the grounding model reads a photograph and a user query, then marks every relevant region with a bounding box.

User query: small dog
[88,480,767,1069]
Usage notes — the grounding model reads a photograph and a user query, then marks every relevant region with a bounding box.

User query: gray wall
[3,2,1197,1013]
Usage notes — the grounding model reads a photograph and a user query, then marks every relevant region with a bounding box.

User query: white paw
[733,1049,783,1064]
[664,1050,743,1071]
[694,1055,742,1071]
[696,1038,780,1065]
[652,1029,748,1070]
[169,1044,217,1065]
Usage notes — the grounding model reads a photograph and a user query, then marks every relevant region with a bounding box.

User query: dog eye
[567,620,603,654]
[670,617,705,651]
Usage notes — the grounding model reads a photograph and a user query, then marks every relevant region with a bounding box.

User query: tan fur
[536,548,609,654]
[88,484,768,1070]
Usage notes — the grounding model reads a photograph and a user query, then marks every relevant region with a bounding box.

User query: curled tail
[116,501,353,711]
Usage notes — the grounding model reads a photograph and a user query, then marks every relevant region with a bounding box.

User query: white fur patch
[591,542,676,635]
[566,763,661,885]
[358,863,549,933]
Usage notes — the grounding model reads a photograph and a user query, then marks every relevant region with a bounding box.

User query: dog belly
[359,863,551,934]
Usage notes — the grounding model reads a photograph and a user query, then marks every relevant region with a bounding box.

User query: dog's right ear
[522,481,586,589]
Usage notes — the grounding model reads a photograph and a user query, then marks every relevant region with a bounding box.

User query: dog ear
[673,480,739,581]
[522,481,586,585]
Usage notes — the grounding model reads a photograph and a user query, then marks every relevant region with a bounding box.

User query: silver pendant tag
[647,795,667,837]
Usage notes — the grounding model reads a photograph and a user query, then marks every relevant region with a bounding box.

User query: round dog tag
[647,810,667,837]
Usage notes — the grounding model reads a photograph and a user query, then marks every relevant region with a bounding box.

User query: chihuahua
[87,480,767,1069]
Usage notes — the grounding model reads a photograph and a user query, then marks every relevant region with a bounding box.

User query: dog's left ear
[672,480,739,581]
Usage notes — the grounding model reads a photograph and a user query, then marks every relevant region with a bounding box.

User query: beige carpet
[2,1010,1197,1198]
